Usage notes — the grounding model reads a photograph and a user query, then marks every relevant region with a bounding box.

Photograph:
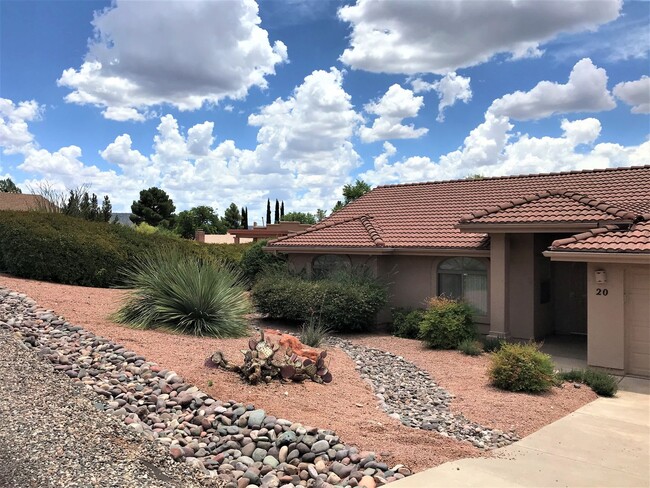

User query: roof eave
[456,221,631,233]
[543,250,650,264]
[263,245,490,257]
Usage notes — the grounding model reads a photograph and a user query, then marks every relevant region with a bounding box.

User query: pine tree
[266,199,271,226]
[274,199,280,224]
[101,195,112,222]
[89,193,100,221]
[80,192,91,219]
[280,201,285,220]
[64,190,80,217]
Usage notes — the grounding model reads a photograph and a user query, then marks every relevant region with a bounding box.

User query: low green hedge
[419,296,477,349]
[251,269,387,332]
[391,308,425,339]
[0,211,250,287]
[558,368,618,397]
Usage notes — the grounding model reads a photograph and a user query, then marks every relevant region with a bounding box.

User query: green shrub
[251,267,387,333]
[0,211,249,287]
[458,338,483,356]
[489,342,556,393]
[300,315,330,347]
[240,240,286,284]
[419,296,477,349]
[558,368,618,397]
[482,336,505,353]
[113,247,250,337]
[391,308,425,339]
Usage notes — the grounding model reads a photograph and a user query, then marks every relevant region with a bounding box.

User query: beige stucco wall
[586,262,625,371]
[204,234,254,244]
[286,252,490,330]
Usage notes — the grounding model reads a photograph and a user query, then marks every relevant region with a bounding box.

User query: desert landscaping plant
[419,296,477,349]
[391,308,425,339]
[114,247,250,337]
[489,342,556,393]
[558,368,618,397]
[239,239,286,284]
[300,315,330,347]
[481,336,505,353]
[458,338,483,356]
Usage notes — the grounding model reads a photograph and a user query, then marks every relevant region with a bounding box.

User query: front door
[552,261,588,334]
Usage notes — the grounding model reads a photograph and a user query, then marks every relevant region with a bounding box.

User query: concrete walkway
[392,377,650,487]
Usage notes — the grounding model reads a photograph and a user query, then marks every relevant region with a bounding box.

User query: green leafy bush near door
[419,296,477,349]
[390,308,426,339]
[489,342,556,393]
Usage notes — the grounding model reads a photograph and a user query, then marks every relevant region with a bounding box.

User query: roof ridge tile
[377,165,650,189]
[460,188,639,223]
[359,216,385,248]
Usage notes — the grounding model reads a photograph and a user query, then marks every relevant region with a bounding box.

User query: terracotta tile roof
[550,221,650,253]
[0,193,52,211]
[459,190,638,224]
[268,165,650,250]
[270,215,386,248]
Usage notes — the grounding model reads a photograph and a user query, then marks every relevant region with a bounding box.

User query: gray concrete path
[393,377,650,487]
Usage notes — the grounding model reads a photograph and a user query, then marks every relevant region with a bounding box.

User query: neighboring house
[225,221,312,244]
[266,165,650,377]
[112,212,135,227]
[199,233,254,245]
[0,193,54,212]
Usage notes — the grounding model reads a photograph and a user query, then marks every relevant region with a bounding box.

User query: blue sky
[1,0,648,220]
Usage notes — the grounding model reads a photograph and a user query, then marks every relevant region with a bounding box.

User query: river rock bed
[329,338,518,449]
[0,287,410,488]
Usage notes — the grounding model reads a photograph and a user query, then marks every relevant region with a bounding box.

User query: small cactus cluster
[205,330,332,385]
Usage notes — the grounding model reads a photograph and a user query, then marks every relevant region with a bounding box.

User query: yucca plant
[113,247,251,337]
[300,314,331,348]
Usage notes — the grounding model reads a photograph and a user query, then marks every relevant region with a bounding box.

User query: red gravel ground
[0,274,597,472]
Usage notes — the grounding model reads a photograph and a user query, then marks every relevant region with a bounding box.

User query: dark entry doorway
[551,261,587,334]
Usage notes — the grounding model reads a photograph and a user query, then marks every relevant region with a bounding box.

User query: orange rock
[263,329,320,362]
[359,475,376,488]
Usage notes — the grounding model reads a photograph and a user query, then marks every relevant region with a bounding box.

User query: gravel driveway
[0,330,223,488]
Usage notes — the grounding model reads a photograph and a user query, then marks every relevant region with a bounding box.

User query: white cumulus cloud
[361,112,647,186]
[613,76,650,114]
[3,67,362,216]
[359,84,428,143]
[412,73,472,122]
[0,99,42,154]
[338,0,621,74]
[57,0,287,121]
[488,58,616,120]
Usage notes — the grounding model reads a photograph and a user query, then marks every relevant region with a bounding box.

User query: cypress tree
[240,207,246,228]
[274,199,280,224]
[266,199,271,226]
[280,201,284,220]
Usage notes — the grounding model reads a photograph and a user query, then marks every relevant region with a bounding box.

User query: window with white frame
[438,257,488,315]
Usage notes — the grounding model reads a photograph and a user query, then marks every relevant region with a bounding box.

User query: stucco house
[266,165,650,377]
[0,193,54,212]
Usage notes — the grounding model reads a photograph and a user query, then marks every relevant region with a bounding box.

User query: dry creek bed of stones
[329,338,518,450]
[0,287,412,488]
